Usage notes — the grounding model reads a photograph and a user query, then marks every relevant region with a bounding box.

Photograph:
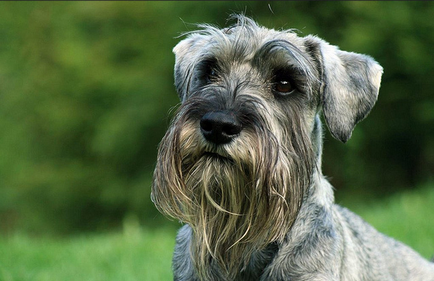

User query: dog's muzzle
[200,111,242,145]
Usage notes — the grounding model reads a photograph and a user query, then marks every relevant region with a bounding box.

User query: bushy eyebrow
[252,40,314,75]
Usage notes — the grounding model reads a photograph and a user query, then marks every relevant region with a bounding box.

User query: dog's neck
[307,171,335,207]
[308,114,334,205]
[311,114,324,168]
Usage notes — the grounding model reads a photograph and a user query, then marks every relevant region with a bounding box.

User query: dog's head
[152,15,382,279]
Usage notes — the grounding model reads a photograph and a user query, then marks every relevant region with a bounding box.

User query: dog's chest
[236,243,279,280]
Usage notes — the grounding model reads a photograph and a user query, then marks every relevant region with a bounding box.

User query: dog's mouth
[202,151,233,163]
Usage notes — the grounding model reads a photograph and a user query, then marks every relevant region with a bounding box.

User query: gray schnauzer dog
[152,15,434,281]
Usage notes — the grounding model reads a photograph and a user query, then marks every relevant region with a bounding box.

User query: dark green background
[1,1,433,235]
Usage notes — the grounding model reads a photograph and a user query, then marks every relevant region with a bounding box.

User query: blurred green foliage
[0,2,433,235]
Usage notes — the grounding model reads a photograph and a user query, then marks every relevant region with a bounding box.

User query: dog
[151,15,434,281]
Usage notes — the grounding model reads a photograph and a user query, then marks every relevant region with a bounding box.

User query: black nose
[200,111,242,145]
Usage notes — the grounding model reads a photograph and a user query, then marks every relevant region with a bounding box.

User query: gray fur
[152,15,434,280]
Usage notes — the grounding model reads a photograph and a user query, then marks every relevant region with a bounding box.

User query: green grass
[0,226,177,281]
[0,185,433,281]
[350,182,434,259]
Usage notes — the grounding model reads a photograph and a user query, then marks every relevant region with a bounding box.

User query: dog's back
[334,205,434,281]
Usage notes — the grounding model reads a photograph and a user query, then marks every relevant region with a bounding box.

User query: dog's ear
[304,35,383,143]
[173,34,208,102]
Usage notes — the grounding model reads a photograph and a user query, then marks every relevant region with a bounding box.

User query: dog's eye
[272,69,296,96]
[206,68,218,82]
[273,78,296,96]
[201,59,219,84]
[274,80,293,94]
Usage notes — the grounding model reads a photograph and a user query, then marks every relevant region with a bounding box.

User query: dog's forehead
[206,25,305,61]
[227,25,303,47]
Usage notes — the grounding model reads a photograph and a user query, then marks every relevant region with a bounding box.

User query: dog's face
[152,15,382,279]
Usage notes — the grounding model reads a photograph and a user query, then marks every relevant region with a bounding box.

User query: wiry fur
[153,85,315,279]
[151,15,434,281]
